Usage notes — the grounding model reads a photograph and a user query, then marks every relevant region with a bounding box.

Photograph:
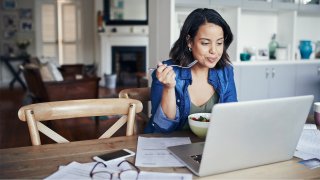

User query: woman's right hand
[156,62,176,89]
[156,62,177,120]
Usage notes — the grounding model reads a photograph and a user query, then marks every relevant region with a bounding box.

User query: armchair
[21,63,100,102]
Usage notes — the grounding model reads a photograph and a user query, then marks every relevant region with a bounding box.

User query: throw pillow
[39,63,55,82]
[47,61,64,81]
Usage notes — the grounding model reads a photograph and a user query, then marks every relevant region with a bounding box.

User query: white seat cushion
[39,63,55,82]
[47,62,63,81]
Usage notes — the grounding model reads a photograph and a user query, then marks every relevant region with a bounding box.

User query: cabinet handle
[266,68,269,79]
[272,68,275,78]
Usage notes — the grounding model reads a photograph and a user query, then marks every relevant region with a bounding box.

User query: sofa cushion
[39,63,55,82]
[26,59,64,82]
[47,62,63,81]
[37,57,63,81]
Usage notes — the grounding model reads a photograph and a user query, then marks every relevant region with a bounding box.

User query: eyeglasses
[90,160,140,180]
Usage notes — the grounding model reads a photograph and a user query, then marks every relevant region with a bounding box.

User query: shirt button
[177,99,180,102]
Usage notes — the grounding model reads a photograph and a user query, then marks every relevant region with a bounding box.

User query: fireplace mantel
[100,33,148,85]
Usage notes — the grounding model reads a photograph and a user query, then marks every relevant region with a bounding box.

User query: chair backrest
[119,87,150,102]
[18,98,143,146]
[119,87,150,124]
[21,64,49,102]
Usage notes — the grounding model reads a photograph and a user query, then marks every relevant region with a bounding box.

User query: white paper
[135,137,191,167]
[45,160,131,180]
[303,124,317,130]
[294,150,320,160]
[46,161,98,179]
[294,126,320,160]
[138,171,192,180]
[46,161,193,180]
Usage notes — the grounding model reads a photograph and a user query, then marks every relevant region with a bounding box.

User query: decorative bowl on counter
[240,53,251,61]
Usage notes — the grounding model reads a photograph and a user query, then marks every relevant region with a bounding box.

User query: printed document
[135,136,191,167]
[294,124,320,160]
[45,160,130,179]
[45,160,192,180]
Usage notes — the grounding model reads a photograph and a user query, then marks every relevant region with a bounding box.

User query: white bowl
[188,113,211,138]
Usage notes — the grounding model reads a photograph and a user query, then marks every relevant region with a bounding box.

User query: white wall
[80,0,95,64]
[148,0,175,71]
[239,11,278,53]
[0,0,35,87]
[94,0,103,76]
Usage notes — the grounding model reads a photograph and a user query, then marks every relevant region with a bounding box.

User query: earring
[188,47,192,52]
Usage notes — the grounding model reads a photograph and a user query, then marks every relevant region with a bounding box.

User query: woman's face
[188,22,224,68]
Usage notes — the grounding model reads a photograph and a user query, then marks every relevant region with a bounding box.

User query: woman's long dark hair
[169,8,233,69]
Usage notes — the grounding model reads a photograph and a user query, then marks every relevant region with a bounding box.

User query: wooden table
[0,132,319,179]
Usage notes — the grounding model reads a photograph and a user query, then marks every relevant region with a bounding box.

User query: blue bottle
[299,40,313,59]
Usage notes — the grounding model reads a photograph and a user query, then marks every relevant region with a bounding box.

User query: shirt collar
[178,67,220,81]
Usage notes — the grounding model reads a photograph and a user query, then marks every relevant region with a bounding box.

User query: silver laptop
[167,95,314,177]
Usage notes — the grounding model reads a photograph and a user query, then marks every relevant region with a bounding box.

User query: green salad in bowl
[190,115,210,122]
[188,113,211,138]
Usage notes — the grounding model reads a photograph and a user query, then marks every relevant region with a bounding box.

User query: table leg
[4,59,27,90]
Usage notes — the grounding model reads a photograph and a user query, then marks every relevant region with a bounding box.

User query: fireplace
[112,46,146,86]
[100,33,149,87]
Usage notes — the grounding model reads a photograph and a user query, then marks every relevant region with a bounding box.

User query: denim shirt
[144,59,238,133]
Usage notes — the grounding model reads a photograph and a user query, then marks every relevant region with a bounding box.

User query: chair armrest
[44,77,100,101]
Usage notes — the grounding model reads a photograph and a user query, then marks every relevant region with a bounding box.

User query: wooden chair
[18,98,143,146]
[119,87,150,133]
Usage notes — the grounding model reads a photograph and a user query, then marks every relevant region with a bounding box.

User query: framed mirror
[104,0,148,25]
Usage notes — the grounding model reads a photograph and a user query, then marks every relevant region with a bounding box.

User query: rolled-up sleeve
[152,104,180,132]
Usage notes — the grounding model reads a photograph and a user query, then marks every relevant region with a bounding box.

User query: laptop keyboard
[190,154,202,164]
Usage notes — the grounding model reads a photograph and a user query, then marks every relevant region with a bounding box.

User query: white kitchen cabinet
[237,65,269,101]
[235,63,296,101]
[298,0,320,14]
[175,0,210,8]
[234,61,320,102]
[295,62,320,102]
[241,0,273,10]
[272,0,299,10]
[268,64,296,98]
[233,65,241,97]
[211,0,242,6]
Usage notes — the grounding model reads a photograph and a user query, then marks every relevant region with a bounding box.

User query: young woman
[145,8,237,133]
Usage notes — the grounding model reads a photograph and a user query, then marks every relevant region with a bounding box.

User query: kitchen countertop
[233,59,320,66]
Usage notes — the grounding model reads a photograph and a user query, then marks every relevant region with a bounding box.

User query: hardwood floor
[0,86,144,149]
[0,88,29,148]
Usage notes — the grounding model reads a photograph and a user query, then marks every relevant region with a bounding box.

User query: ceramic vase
[299,40,312,59]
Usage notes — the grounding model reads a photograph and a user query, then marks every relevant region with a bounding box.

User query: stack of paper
[294,124,320,160]
[45,159,192,180]
[135,137,192,167]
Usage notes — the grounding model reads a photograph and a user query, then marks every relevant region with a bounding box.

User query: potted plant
[16,39,30,56]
